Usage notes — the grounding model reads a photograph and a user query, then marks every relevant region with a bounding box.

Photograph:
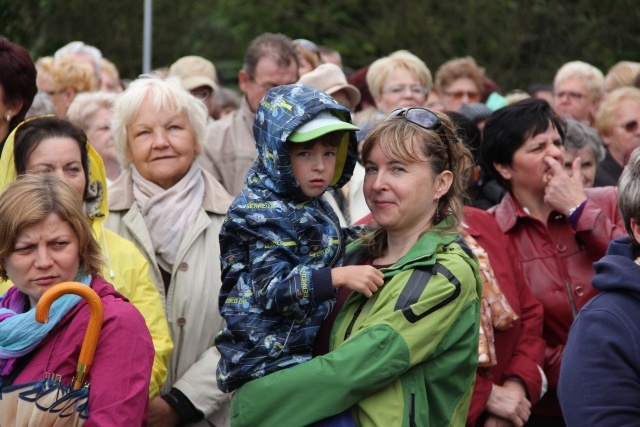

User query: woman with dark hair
[0,116,172,400]
[481,97,625,426]
[0,37,37,151]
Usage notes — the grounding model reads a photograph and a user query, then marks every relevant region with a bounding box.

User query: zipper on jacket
[409,393,416,427]
[344,298,367,340]
[563,276,578,318]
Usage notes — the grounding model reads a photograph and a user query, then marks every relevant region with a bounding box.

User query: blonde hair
[111,76,207,168]
[604,61,640,93]
[46,54,97,93]
[67,91,118,131]
[100,58,122,90]
[0,174,103,280]
[596,86,640,137]
[359,111,472,258]
[366,50,432,100]
[553,60,604,102]
[435,56,484,94]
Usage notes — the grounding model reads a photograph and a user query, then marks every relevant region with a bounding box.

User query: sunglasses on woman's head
[386,108,453,171]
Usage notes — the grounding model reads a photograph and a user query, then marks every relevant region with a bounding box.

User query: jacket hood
[592,236,640,295]
[250,83,358,200]
[0,118,109,230]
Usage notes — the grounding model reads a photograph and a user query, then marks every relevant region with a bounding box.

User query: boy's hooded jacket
[215,84,359,392]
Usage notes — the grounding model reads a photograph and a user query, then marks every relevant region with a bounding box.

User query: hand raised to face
[543,156,588,216]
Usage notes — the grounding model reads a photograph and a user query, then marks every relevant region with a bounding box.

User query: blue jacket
[559,236,640,426]
[215,84,359,393]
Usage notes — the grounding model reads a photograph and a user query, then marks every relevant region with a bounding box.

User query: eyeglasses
[250,78,278,92]
[555,91,586,101]
[444,90,481,102]
[618,119,639,133]
[386,107,453,170]
[382,85,428,96]
[190,86,214,101]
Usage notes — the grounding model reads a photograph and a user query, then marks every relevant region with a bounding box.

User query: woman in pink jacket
[0,174,153,426]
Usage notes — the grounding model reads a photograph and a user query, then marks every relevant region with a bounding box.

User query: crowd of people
[0,32,639,427]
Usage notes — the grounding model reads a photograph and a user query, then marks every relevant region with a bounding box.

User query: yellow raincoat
[0,121,173,398]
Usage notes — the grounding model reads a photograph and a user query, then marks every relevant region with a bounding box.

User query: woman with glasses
[366,50,432,116]
[227,107,482,427]
[435,56,485,113]
[482,98,625,427]
[594,86,640,186]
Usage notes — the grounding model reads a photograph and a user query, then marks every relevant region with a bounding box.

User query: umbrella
[0,282,104,426]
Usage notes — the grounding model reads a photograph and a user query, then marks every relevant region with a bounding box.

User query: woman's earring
[434,197,442,222]
[5,114,10,122]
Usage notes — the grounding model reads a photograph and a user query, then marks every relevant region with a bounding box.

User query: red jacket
[8,276,154,426]
[463,207,546,426]
[489,188,625,416]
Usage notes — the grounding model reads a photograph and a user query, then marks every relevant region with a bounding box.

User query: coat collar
[490,192,530,233]
[109,167,232,215]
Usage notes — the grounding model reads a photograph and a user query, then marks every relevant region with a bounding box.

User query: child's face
[289,140,338,198]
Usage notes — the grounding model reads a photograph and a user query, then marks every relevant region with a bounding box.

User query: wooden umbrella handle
[35,281,104,389]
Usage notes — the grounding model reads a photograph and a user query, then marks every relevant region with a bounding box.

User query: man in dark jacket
[558,147,640,426]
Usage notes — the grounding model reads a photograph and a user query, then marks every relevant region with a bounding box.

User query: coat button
[178,262,189,271]
[177,317,186,326]
[575,286,585,297]
[556,243,567,253]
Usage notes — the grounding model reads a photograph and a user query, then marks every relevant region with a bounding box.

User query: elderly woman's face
[26,137,86,198]
[364,139,446,234]
[376,68,427,114]
[1,212,80,307]
[440,77,481,113]
[564,146,597,188]
[602,99,640,164]
[86,107,118,164]
[126,95,197,189]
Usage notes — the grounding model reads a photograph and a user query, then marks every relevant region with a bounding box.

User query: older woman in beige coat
[107,76,233,427]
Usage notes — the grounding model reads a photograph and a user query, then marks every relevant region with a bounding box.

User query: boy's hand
[331,266,384,298]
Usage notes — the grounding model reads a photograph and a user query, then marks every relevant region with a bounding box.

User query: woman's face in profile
[2,212,80,307]
[26,137,86,199]
[363,139,441,233]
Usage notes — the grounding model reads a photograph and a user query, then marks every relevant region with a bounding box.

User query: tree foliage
[1,0,638,90]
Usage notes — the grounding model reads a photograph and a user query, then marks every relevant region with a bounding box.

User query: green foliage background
[1,0,638,90]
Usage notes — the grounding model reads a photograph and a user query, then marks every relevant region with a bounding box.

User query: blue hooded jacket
[559,236,640,426]
[215,84,359,393]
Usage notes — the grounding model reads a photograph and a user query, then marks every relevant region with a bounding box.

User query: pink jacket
[490,187,625,416]
[9,276,154,426]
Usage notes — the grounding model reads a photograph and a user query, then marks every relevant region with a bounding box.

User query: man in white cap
[169,55,218,120]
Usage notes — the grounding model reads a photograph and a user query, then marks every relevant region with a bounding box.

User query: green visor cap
[288,111,360,143]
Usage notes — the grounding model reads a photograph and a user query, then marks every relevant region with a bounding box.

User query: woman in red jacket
[481,98,625,426]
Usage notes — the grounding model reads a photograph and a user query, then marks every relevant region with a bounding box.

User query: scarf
[132,162,204,272]
[460,229,518,368]
[0,274,92,376]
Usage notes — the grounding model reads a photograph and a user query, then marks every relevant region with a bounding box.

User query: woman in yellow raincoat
[0,116,172,398]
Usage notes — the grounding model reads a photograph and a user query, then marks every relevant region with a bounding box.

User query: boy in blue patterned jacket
[215,84,383,393]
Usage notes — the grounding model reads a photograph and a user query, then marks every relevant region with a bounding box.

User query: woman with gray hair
[67,91,122,184]
[107,76,233,427]
[562,117,606,188]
